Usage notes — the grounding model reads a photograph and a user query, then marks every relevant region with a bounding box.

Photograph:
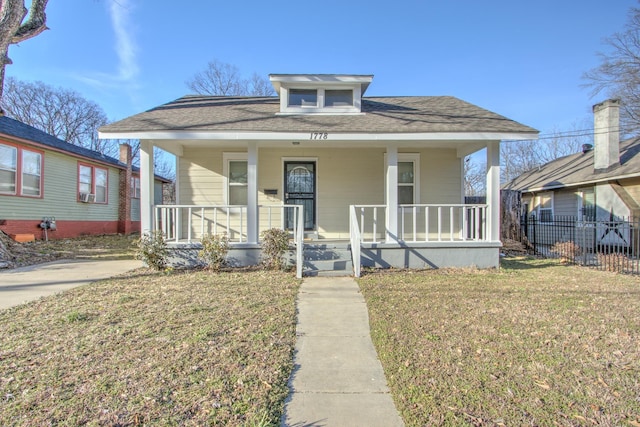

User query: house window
[536,192,553,222]
[0,142,43,197]
[398,162,415,204]
[223,153,248,206]
[131,176,141,198]
[78,163,108,203]
[325,90,353,107]
[384,153,420,205]
[289,89,318,107]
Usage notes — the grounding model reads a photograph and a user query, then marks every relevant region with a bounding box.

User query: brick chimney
[593,99,620,171]
[118,143,133,234]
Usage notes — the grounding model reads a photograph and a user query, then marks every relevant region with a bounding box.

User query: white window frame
[279,85,361,114]
[577,187,595,222]
[131,176,141,199]
[384,153,420,205]
[223,152,248,206]
[536,192,554,223]
[0,143,43,197]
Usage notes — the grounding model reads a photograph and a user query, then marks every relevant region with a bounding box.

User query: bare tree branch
[583,6,640,135]
[186,59,274,96]
[0,0,49,102]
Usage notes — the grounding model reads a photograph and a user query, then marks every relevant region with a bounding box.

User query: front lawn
[359,258,640,426]
[0,269,299,426]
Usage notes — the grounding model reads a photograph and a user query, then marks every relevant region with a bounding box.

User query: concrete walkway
[282,276,404,427]
[0,259,142,310]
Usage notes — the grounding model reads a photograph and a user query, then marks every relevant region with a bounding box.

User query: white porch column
[247,142,259,244]
[486,141,501,242]
[386,145,399,243]
[140,140,155,234]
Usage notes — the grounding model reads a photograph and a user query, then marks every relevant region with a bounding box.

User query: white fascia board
[99,130,539,142]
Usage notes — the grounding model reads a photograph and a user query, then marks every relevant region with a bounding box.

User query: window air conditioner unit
[79,192,95,203]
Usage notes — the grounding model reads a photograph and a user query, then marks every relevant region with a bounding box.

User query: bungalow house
[99,74,537,277]
[0,115,169,240]
[505,99,640,251]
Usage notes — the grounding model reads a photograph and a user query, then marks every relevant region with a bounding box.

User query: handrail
[349,205,362,277]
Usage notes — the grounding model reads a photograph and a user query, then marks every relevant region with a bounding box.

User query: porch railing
[153,204,305,278]
[351,204,489,243]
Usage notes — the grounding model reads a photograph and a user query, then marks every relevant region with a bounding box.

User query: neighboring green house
[0,115,169,240]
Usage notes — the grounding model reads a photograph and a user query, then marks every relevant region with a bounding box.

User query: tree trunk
[500,189,522,241]
[0,0,48,105]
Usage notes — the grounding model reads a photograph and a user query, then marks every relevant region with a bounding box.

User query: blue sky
[7,0,637,136]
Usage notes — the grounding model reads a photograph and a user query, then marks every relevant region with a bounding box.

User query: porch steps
[303,241,353,277]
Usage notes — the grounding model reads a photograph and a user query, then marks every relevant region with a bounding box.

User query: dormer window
[289,89,318,107]
[325,90,353,107]
[270,74,373,115]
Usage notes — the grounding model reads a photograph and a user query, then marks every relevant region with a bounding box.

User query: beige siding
[553,189,577,217]
[1,149,119,221]
[178,146,462,239]
[619,177,640,204]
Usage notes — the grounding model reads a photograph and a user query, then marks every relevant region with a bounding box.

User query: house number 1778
[310,132,328,140]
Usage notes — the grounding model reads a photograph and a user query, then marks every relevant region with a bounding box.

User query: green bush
[198,233,229,271]
[261,228,290,270]
[134,231,168,270]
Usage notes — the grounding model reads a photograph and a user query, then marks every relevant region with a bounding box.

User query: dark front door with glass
[284,161,316,230]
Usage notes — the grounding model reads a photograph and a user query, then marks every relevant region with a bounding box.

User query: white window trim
[223,152,248,206]
[384,153,420,205]
[279,85,362,114]
[536,192,554,223]
[577,187,595,222]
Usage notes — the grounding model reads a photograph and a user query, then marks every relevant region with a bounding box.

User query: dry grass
[0,269,300,426]
[2,233,137,268]
[358,257,640,426]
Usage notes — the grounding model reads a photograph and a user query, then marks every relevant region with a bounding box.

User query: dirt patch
[0,232,136,269]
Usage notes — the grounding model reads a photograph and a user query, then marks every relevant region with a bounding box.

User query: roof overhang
[269,74,374,96]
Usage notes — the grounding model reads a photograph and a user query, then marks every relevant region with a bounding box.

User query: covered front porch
[137,140,503,278]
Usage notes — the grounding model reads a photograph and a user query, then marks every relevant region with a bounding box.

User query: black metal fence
[520,215,640,274]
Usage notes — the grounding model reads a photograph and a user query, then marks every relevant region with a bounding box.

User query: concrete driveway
[0,259,142,310]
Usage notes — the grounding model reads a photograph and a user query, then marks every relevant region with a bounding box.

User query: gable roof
[504,137,640,192]
[0,116,171,182]
[0,115,123,168]
[99,95,538,137]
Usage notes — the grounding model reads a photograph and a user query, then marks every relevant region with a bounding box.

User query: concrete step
[303,242,353,277]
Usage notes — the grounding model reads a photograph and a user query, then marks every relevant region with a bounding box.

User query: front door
[284,161,316,230]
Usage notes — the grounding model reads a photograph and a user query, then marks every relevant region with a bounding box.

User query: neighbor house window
[536,192,553,222]
[131,176,141,198]
[78,163,108,203]
[0,142,43,197]
[223,153,248,205]
[289,89,318,107]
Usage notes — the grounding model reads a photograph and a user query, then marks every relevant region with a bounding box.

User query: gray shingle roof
[0,116,171,182]
[0,115,123,167]
[99,95,538,135]
[504,137,640,192]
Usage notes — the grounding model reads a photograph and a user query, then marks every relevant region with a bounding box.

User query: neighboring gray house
[505,99,640,248]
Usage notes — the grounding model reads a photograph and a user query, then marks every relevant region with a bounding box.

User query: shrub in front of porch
[261,228,290,271]
[134,231,168,271]
[198,233,229,271]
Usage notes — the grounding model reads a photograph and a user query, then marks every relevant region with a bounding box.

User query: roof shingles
[100,95,538,135]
